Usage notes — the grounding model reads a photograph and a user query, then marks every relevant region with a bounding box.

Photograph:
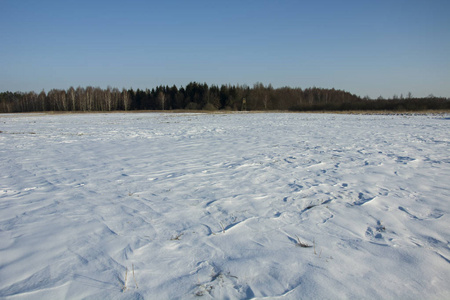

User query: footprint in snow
[353,193,375,206]
[365,227,383,240]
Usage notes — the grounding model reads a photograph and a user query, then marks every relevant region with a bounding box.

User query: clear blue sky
[1,0,449,98]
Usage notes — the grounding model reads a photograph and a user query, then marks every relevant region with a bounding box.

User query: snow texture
[0,112,449,299]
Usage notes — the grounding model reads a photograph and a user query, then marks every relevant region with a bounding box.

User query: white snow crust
[0,112,449,299]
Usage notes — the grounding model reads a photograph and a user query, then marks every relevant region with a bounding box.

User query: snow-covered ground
[0,112,449,299]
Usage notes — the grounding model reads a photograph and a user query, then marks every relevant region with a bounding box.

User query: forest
[1,82,449,113]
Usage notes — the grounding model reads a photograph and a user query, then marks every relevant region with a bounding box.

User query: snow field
[0,112,449,299]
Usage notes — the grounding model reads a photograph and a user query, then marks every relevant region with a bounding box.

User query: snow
[0,112,449,299]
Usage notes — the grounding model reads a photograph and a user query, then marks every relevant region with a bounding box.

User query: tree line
[1,82,448,113]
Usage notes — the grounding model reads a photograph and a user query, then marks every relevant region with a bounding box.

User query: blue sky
[1,0,449,98]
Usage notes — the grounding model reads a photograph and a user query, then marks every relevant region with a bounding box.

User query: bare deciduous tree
[158,91,165,110]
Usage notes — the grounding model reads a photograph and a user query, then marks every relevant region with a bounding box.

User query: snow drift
[0,112,449,299]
